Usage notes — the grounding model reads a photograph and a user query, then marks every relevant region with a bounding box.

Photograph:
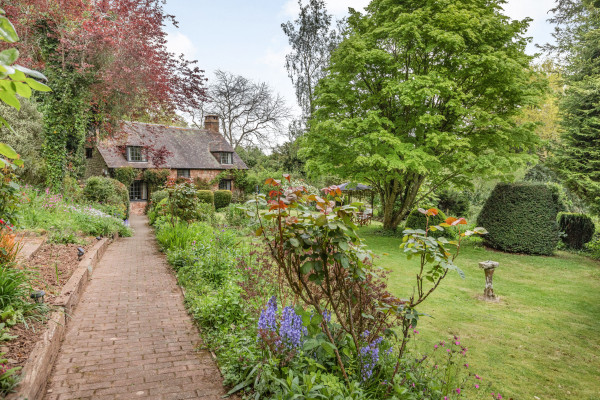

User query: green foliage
[405,208,455,239]
[150,189,168,206]
[193,176,211,190]
[0,351,21,397]
[143,168,169,190]
[477,183,559,255]
[436,189,470,218]
[113,166,137,187]
[214,190,232,210]
[550,1,600,214]
[223,204,252,228]
[20,186,132,238]
[196,190,214,205]
[302,0,542,230]
[558,213,595,250]
[0,99,45,184]
[166,182,201,224]
[83,176,129,219]
[62,176,82,203]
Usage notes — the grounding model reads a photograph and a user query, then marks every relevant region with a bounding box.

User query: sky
[164,0,557,120]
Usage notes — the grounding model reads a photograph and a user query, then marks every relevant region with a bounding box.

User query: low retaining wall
[7,235,116,400]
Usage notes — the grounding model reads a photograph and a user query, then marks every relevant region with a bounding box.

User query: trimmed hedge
[83,176,130,219]
[214,190,233,210]
[197,190,214,205]
[405,208,455,239]
[558,213,595,249]
[477,182,559,255]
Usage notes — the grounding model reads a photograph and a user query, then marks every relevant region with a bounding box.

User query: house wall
[168,169,231,190]
[84,148,109,179]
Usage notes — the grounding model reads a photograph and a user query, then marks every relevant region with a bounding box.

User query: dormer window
[220,152,233,165]
[127,146,146,162]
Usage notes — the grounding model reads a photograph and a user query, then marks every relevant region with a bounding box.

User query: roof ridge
[121,120,206,133]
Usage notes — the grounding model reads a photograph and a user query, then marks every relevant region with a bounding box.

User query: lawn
[359,224,600,400]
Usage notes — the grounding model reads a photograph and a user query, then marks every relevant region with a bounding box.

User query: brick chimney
[204,115,219,133]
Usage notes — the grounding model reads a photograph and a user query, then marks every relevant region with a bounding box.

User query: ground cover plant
[359,223,600,399]
[154,177,504,399]
[19,186,132,240]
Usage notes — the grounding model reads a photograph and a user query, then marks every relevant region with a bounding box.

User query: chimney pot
[205,115,219,133]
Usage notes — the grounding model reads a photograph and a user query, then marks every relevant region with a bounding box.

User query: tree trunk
[381,174,426,231]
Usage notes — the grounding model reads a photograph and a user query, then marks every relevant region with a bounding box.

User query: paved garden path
[44,215,227,400]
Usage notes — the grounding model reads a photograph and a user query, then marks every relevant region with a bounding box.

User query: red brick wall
[130,201,147,215]
[168,169,234,191]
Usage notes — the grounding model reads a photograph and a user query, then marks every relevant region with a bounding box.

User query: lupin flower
[258,296,278,332]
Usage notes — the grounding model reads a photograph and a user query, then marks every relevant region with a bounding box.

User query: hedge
[558,213,595,249]
[83,176,130,219]
[477,182,559,255]
[405,208,455,239]
[197,190,214,205]
[214,190,232,210]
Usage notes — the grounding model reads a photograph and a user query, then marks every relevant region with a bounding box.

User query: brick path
[44,215,227,400]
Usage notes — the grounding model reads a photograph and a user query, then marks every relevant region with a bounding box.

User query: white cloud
[166,31,198,60]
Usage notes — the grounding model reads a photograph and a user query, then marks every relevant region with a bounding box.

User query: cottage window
[129,180,147,201]
[177,169,190,178]
[85,148,93,159]
[127,146,146,162]
[219,179,232,191]
[220,152,233,165]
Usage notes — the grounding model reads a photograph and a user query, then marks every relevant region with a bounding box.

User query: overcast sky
[165,0,557,120]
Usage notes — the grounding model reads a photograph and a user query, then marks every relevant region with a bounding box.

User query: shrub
[150,189,168,208]
[197,190,214,205]
[62,176,83,202]
[477,182,559,255]
[405,208,455,239]
[224,204,251,227]
[193,177,211,190]
[113,166,138,187]
[436,189,470,217]
[197,203,216,225]
[143,169,170,190]
[166,182,201,224]
[558,213,595,249]
[83,176,130,218]
[214,190,232,210]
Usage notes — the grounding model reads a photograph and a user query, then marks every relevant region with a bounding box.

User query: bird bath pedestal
[479,260,499,301]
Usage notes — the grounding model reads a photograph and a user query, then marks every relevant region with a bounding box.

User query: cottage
[85,115,248,214]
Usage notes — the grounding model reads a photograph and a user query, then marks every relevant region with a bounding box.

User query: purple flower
[279,306,306,349]
[322,310,331,323]
[359,335,383,381]
[258,296,277,332]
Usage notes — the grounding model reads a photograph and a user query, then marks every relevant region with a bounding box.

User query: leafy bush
[214,190,232,210]
[224,204,251,227]
[197,190,214,205]
[143,169,170,190]
[197,203,216,225]
[477,182,559,255]
[113,166,138,187]
[83,177,130,219]
[558,213,595,249]
[150,189,168,205]
[62,176,83,203]
[405,208,455,239]
[437,189,470,217]
[193,177,211,190]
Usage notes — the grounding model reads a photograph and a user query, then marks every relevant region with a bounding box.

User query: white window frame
[220,152,233,165]
[127,146,146,162]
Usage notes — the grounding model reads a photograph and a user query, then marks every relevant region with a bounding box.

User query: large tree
[200,70,291,149]
[282,0,341,121]
[4,0,207,187]
[302,0,542,230]
[547,0,600,213]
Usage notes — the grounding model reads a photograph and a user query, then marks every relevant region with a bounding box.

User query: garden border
[7,234,117,400]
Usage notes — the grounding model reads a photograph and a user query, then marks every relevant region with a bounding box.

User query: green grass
[359,224,600,400]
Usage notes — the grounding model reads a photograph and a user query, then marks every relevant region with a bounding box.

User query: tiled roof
[97,121,247,170]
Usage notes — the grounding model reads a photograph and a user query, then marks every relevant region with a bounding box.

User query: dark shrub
[113,166,138,187]
[193,177,211,190]
[143,169,170,189]
[197,190,214,205]
[83,176,130,218]
[405,208,455,239]
[214,190,232,210]
[558,213,595,249]
[477,182,559,255]
[436,189,470,217]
